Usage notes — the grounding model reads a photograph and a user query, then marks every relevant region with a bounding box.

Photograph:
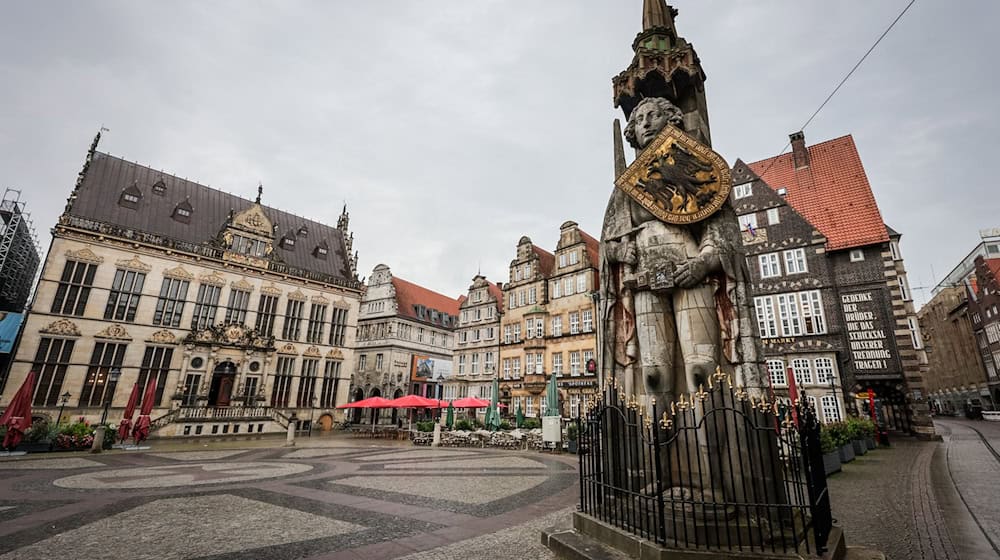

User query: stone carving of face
[623,98,684,150]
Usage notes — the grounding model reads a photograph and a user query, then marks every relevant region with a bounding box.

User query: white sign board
[542,416,562,443]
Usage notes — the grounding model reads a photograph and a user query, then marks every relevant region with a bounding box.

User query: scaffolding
[0,189,41,312]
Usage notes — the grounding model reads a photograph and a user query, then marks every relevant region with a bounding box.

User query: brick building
[736,132,934,437]
[967,256,1000,407]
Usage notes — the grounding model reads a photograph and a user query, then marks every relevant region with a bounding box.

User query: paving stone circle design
[53,461,312,489]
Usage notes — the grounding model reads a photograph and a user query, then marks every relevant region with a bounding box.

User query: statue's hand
[675,257,708,288]
[606,240,638,266]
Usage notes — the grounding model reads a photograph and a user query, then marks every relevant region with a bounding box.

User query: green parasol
[485,376,501,431]
[445,401,455,429]
[545,373,560,416]
[516,402,525,428]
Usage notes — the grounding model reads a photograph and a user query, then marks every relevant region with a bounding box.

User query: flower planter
[567,440,578,454]
[823,452,842,476]
[18,442,53,453]
[838,443,855,463]
[852,439,867,456]
[865,437,876,450]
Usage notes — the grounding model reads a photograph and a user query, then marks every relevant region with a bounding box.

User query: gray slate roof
[69,152,353,281]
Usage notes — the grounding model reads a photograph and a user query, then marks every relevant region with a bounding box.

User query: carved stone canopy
[261,282,282,296]
[303,345,322,358]
[199,270,227,287]
[326,348,344,360]
[183,323,274,351]
[231,278,254,292]
[278,342,298,355]
[64,247,104,265]
[95,324,132,340]
[115,255,152,274]
[231,204,274,238]
[312,294,330,305]
[39,319,82,337]
[147,329,178,345]
[287,289,307,301]
[162,265,195,281]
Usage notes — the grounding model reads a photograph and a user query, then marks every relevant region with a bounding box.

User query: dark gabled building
[967,256,1000,407]
[732,132,935,437]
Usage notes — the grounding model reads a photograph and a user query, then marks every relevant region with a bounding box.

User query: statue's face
[631,102,671,149]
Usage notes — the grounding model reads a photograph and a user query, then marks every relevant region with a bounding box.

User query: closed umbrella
[545,373,560,417]
[131,378,158,444]
[445,401,455,429]
[485,377,501,431]
[117,383,140,444]
[516,402,525,428]
[1,371,35,450]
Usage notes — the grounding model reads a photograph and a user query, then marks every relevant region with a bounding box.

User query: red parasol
[131,378,157,444]
[117,383,140,443]
[450,396,491,408]
[336,396,393,409]
[387,394,440,408]
[1,371,35,450]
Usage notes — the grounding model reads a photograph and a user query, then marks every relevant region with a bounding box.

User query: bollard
[432,421,442,447]
[90,426,106,454]
[286,420,296,447]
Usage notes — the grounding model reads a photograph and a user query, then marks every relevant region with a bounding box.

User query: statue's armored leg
[634,289,676,412]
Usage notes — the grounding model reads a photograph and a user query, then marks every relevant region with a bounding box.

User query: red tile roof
[487,281,505,314]
[391,276,461,324]
[746,134,889,251]
[532,246,556,277]
[986,258,1000,285]
[580,229,601,269]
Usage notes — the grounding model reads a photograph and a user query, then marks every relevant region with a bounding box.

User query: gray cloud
[2,1,995,305]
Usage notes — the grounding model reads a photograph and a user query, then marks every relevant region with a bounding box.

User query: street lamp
[56,392,71,425]
[99,367,121,426]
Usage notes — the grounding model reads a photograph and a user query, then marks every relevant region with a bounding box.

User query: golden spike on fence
[696,384,707,402]
[708,375,714,390]
[671,401,676,415]
[727,374,733,387]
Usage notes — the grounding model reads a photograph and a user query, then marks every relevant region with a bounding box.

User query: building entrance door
[209,361,238,407]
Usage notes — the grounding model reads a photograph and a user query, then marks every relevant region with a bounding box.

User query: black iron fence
[577,372,832,556]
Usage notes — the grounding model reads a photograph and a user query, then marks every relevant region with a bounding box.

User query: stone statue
[599,97,762,415]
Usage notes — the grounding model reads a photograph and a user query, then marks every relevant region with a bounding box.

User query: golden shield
[615,125,732,224]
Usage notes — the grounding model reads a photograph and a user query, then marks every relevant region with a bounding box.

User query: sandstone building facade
[445,275,503,406]
[8,136,363,437]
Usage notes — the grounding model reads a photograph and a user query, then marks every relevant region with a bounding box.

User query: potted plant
[820,426,841,476]
[828,422,854,463]
[54,419,95,451]
[847,418,867,456]
[566,422,579,454]
[859,418,877,450]
[20,420,55,453]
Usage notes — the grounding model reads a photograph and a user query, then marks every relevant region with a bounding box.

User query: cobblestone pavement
[0,440,577,560]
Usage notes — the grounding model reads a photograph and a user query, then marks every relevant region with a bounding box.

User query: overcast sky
[2,1,996,307]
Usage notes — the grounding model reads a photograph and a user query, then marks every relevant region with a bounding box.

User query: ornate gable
[303,345,322,357]
[115,255,152,273]
[232,204,274,237]
[163,265,195,281]
[278,342,298,355]
[326,348,344,360]
[65,247,104,265]
[199,270,227,287]
[312,294,330,305]
[287,289,307,301]
[40,319,81,337]
[95,324,132,340]
[231,278,254,292]
[261,282,282,296]
[147,329,178,345]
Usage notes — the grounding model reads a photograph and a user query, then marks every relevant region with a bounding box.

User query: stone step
[541,527,632,560]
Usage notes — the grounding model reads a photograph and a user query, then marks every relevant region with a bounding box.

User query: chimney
[790,131,809,169]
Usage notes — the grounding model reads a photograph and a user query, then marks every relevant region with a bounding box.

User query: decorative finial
[256,182,263,204]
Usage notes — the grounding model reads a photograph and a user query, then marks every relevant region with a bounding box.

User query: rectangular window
[899,275,911,301]
[153,278,189,327]
[104,268,146,322]
[535,318,545,338]
[800,291,826,334]
[821,395,842,423]
[282,299,305,340]
[759,253,781,278]
[908,317,923,349]
[513,323,521,342]
[776,293,802,336]
[559,254,567,268]
[471,353,480,374]
[502,358,511,379]
[582,310,593,332]
[485,351,494,373]
[570,251,579,265]
[525,397,535,417]
[329,306,349,346]
[551,316,563,337]
[552,352,563,375]
[458,354,466,374]
[80,342,127,407]
[564,277,574,296]
[296,358,318,407]
[814,357,835,384]
[791,358,813,384]
[50,260,97,316]
[512,358,521,377]
[552,280,561,299]
[504,325,512,344]
[577,274,587,293]
[583,350,594,373]
[754,296,778,338]
[738,213,758,231]
[570,395,580,418]
[766,207,780,225]
[31,338,75,406]
[850,249,865,262]
[570,312,580,334]
[733,182,753,199]
[570,351,581,376]
[191,284,222,331]
[272,356,295,407]
[525,353,535,375]
[783,248,807,274]
[137,346,173,408]
[306,303,328,344]
[509,293,516,309]
[225,288,251,324]
[255,294,279,337]
[767,359,786,387]
[518,290,526,307]
[528,287,537,304]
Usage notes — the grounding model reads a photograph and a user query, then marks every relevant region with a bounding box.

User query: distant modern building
[736,132,934,437]
[350,264,460,425]
[4,134,363,437]
[499,222,600,418]
[967,256,1000,407]
[0,189,40,313]
[932,229,1000,297]
[445,274,503,407]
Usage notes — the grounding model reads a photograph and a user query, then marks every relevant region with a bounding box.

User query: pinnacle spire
[642,0,676,31]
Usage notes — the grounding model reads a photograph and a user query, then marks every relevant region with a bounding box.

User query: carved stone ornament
[147,329,178,344]
[39,318,82,337]
[232,205,274,237]
[278,342,298,355]
[287,289,307,301]
[303,345,322,358]
[614,125,732,225]
[162,265,195,281]
[114,254,153,273]
[95,324,132,340]
[261,283,282,296]
[64,247,104,265]
[311,294,330,305]
[326,348,344,360]
[224,325,245,343]
[199,270,227,287]
[231,278,254,292]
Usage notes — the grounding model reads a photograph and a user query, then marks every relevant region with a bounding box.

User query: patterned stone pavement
[0,442,577,560]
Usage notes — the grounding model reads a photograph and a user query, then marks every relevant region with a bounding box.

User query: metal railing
[578,374,832,556]
[176,406,272,421]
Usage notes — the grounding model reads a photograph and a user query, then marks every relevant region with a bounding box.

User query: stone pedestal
[285,420,296,447]
[432,421,442,447]
[90,426,107,454]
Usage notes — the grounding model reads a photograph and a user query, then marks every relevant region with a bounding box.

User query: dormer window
[313,239,330,259]
[118,182,142,209]
[172,198,193,224]
[297,226,309,237]
[152,179,166,195]
[280,229,297,249]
